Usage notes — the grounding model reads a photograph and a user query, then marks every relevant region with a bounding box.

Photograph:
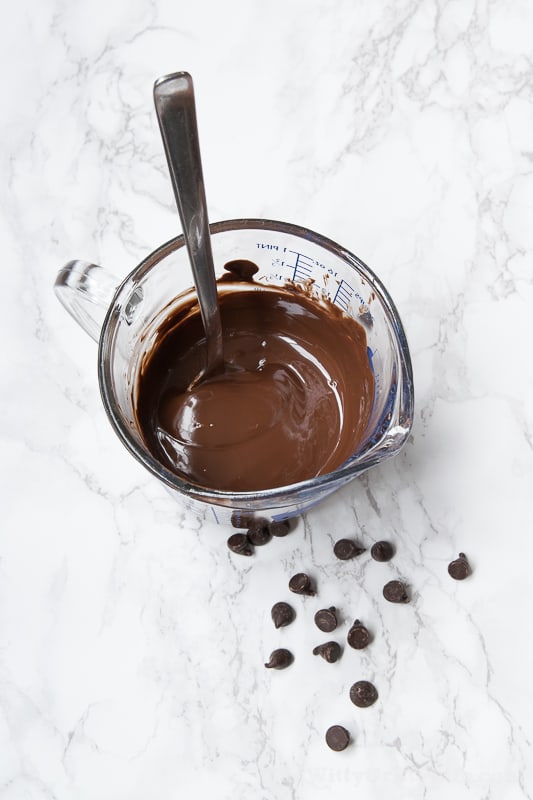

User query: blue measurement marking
[332,279,355,311]
[283,249,315,282]
[367,346,375,373]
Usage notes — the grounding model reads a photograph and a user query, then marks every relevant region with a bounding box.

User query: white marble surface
[2,0,533,797]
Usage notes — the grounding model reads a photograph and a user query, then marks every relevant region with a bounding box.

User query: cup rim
[98,218,414,506]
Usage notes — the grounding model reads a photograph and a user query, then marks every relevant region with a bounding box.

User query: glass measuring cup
[54,219,414,524]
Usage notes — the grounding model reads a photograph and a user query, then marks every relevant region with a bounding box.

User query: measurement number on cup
[255,241,366,313]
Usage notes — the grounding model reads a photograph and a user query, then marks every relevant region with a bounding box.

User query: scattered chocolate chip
[314,607,338,632]
[264,648,293,669]
[347,619,371,649]
[271,602,295,629]
[289,573,316,596]
[349,680,378,708]
[370,540,394,562]
[448,552,472,580]
[227,532,253,556]
[269,519,291,537]
[247,521,272,546]
[383,580,410,603]
[325,725,350,751]
[230,511,257,529]
[333,539,366,560]
[312,641,342,663]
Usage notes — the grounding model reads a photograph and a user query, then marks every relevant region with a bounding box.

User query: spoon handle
[153,71,224,376]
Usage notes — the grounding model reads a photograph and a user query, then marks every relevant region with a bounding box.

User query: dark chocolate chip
[333,539,366,560]
[312,641,342,663]
[383,580,410,603]
[247,521,272,546]
[314,607,338,633]
[325,725,350,751]
[289,573,316,596]
[349,680,378,708]
[448,552,472,580]
[230,511,257,529]
[271,602,295,629]
[370,540,394,562]
[347,619,371,649]
[269,520,291,537]
[227,532,253,556]
[264,648,293,669]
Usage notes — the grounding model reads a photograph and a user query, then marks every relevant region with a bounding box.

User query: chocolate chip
[370,540,394,562]
[230,511,257,529]
[383,580,410,603]
[269,520,291,537]
[289,573,316,596]
[333,539,366,560]
[349,680,378,708]
[264,649,293,669]
[347,619,370,649]
[247,521,272,546]
[448,552,472,580]
[227,532,253,556]
[271,602,295,629]
[314,607,338,632]
[325,725,350,751]
[312,641,342,663]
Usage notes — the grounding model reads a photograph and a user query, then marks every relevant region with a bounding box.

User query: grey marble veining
[1,0,533,798]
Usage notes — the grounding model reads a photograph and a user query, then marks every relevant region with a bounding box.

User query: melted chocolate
[135,282,374,492]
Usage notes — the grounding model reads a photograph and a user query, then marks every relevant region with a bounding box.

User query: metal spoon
[153,71,224,386]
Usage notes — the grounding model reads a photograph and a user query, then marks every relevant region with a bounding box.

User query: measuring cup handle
[54,260,119,342]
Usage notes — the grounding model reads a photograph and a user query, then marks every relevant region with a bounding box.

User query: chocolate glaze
[135,281,374,492]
